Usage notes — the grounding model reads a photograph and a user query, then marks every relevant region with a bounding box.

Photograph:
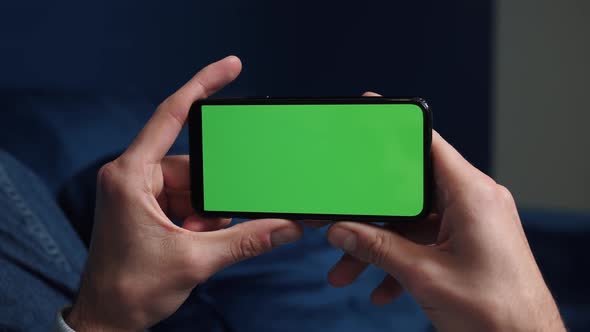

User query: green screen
[201,103,424,217]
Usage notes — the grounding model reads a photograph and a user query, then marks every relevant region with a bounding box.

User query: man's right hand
[326,97,564,331]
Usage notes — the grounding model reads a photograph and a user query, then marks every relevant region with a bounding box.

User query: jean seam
[0,163,72,272]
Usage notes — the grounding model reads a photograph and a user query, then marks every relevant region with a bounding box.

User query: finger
[159,155,195,219]
[362,91,381,97]
[327,222,430,282]
[161,155,190,191]
[183,215,231,232]
[384,213,441,245]
[199,219,303,271]
[327,253,369,287]
[125,55,242,163]
[431,131,494,209]
[162,190,194,220]
[371,275,404,306]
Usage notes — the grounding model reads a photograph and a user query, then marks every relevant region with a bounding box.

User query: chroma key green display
[189,98,432,222]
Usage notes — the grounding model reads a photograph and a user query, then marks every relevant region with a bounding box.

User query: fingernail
[271,228,301,247]
[328,227,357,252]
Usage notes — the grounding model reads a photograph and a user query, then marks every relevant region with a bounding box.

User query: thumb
[327,222,430,283]
[200,219,303,272]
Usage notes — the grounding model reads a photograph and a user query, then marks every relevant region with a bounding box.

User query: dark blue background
[2,1,588,331]
[0,0,492,172]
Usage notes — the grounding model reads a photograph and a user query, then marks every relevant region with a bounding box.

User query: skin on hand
[325,93,565,331]
[66,56,303,331]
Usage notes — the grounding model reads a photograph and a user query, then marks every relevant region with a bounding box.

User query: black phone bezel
[188,97,432,222]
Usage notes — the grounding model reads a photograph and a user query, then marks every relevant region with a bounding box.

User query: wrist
[65,303,110,332]
[66,304,106,332]
[519,289,565,331]
[66,300,146,332]
[66,272,146,332]
[66,300,136,332]
[487,290,565,332]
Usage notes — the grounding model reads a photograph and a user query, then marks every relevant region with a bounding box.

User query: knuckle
[409,256,437,278]
[496,185,515,206]
[229,234,269,262]
[481,184,499,202]
[465,177,501,205]
[157,96,187,127]
[186,252,206,275]
[193,78,210,98]
[97,162,120,191]
[183,247,210,282]
[406,270,437,299]
[404,258,441,297]
[366,232,390,267]
[164,234,212,284]
[158,95,176,111]
[96,159,132,197]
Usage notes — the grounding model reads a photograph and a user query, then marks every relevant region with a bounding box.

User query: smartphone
[188,97,432,222]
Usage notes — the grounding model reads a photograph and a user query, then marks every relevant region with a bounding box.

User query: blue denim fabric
[0,151,86,331]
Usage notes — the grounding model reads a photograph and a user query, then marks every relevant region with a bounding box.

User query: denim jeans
[0,150,430,332]
[0,150,86,331]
